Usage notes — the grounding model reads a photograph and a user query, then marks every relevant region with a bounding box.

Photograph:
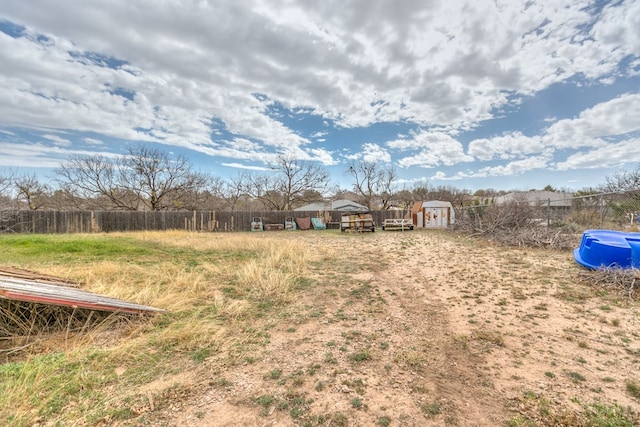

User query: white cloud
[346,142,391,163]
[592,0,640,57]
[431,170,464,181]
[556,138,640,170]
[83,137,103,145]
[0,141,121,169]
[2,0,634,137]
[390,131,473,167]
[468,132,546,161]
[42,134,71,146]
[220,162,270,171]
[0,0,637,186]
[475,155,552,177]
[544,93,640,148]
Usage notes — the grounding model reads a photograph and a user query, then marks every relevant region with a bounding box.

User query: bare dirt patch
[140,230,640,426]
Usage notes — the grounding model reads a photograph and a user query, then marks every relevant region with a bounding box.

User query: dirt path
[142,230,640,426]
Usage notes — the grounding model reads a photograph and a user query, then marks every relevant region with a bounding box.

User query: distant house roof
[494,191,573,207]
[295,199,368,211]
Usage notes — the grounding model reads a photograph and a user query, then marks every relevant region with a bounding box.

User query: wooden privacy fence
[0,209,412,234]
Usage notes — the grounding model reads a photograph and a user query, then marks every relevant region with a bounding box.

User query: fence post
[547,198,551,226]
[600,196,605,228]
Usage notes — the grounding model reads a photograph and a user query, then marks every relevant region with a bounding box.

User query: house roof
[494,191,573,207]
[295,199,368,211]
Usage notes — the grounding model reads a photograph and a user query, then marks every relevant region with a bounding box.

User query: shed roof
[412,200,454,213]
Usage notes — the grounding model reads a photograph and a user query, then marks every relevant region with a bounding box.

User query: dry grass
[0,231,326,425]
[1,230,639,426]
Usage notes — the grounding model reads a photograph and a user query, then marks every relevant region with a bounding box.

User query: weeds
[0,232,320,425]
[626,380,640,399]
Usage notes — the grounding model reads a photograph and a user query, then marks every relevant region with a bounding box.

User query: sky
[0,0,639,193]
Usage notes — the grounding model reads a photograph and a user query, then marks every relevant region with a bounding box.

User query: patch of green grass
[349,349,372,363]
[583,402,636,427]
[253,394,277,416]
[626,380,640,399]
[566,371,586,383]
[420,402,441,418]
[377,415,391,426]
[266,368,282,380]
[351,397,363,409]
[0,351,116,422]
[190,348,210,363]
[306,363,321,376]
[511,391,639,426]
[0,234,155,264]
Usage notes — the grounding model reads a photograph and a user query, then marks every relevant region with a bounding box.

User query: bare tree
[56,154,138,210]
[0,170,15,209]
[0,171,13,196]
[14,173,51,210]
[222,174,252,211]
[122,146,208,210]
[56,145,211,211]
[600,165,640,225]
[601,165,640,201]
[243,156,330,210]
[347,160,397,210]
[410,183,471,208]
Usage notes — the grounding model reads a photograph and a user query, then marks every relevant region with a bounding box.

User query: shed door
[424,208,448,228]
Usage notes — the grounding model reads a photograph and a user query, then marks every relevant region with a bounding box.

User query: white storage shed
[412,200,455,229]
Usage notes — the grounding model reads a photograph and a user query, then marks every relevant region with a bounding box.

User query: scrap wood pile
[576,267,640,300]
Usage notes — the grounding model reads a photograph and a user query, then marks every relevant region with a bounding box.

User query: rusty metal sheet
[0,266,80,287]
[295,216,311,230]
[0,276,166,314]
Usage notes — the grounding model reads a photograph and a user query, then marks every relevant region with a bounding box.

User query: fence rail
[0,209,412,234]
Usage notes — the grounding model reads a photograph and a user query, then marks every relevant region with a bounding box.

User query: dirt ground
[141,230,640,426]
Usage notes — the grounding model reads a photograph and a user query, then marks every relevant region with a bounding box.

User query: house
[412,200,455,228]
[295,199,368,212]
[494,191,573,207]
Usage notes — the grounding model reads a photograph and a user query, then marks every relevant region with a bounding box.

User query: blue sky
[0,0,639,193]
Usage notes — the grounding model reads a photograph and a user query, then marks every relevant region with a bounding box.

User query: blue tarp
[311,217,326,230]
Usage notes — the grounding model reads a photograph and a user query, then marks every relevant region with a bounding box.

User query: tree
[0,171,13,196]
[347,160,397,210]
[0,170,16,210]
[600,166,640,224]
[601,165,640,199]
[56,145,211,211]
[122,146,208,211]
[242,156,330,210]
[392,188,414,209]
[14,173,51,210]
[56,153,139,210]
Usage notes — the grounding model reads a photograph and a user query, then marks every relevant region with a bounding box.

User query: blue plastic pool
[574,229,640,269]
